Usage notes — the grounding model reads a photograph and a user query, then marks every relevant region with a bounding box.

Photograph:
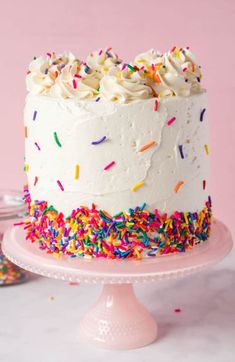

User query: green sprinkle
[54,132,62,147]
[113,211,123,218]
[126,64,136,72]
[42,207,50,216]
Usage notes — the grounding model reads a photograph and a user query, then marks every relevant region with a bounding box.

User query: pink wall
[0,0,234,236]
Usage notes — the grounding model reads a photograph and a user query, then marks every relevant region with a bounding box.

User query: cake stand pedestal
[2,219,233,350]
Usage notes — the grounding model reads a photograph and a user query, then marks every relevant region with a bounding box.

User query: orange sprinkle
[174,180,184,193]
[24,126,28,138]
[139,140,156,152]
[192,63,195,72]
[153,74,161,83]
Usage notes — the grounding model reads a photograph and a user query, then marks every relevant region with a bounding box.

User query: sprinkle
[72,79,77,89]
[153,99,159,111]
[33,111,37,121]
[200,108,206,122]
[74,164,79,180]
[48,296,54,301]
[74,74,82,78]
[25,164,29,173]
[174,180,184,193]
[95,97,100,102]
[54,132,62,147]
[121,64,126,70]
[57,180,64,191]
[35,142,41,151]
[139,140,156,152]
[204,144,209,155]
[192,63,195,72]
[174,308,181,313]
[178,145,184,159]
[46,52,52,58]
[167,117,176,126]
[98,49,103,56]
[183,67,187,72]
[171,46,176,52]
[104,161,115,171]
[24,127,28,138]
[131,180,144,191]
[34,176,39,186]
[203,180,206,190]
[91,136,106,145]
[126,64,136,72]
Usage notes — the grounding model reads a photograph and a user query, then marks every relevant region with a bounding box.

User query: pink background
[0,0,234,236]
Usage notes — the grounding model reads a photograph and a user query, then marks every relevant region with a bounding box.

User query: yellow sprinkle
[117,72,122,79]
[204,144,209,155]
[184,212,188,224]
[175,48,180,58]
[135,249,141,259]
[103,66,109,72]
[74,164,79,180]
[131,180,145,191]
[25,164,29,173]
[136,59,145,63]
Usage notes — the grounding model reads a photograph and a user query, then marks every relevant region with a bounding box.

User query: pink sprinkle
[47,52,52,58]
[106,47,112,52]
[183,67,187,72]
[35,142,41,151]
[151,63,155,71]
[121,63,126,70]
[73,79,77,89]
[98,49,103,56]
[74,74,82,78]
[104,161,116,171]
[57,180,64,191]
[174,308,181,313]
[167,117,176,126]
[154,99,159,111]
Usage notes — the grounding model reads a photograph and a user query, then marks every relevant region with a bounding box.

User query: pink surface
[0,0,234,235]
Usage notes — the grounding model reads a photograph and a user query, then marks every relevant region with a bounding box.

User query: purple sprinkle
[200,108,206,122]
[44,68,49,75]
[91,136,106,145]
[178,145,184,159]
[106,51,112,58]
[33,111,37,121]
[95,97,101,102]
[35,142,41,151]
[61,63,65,69]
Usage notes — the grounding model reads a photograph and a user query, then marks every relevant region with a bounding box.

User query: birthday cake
[23,47,212,259]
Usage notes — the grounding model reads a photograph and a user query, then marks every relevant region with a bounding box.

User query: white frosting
[86,47,122,76]
[24,92,209,216]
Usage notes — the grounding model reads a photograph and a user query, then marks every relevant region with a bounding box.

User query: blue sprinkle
[33,110,37,121]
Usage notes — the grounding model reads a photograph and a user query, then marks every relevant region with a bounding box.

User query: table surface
[1,249,235,362]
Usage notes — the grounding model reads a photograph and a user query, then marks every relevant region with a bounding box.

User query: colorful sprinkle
[54,132,62,147]
[91,136,106,145]
[74,164,79,180]
[174,308,181,313]
[25,164,29,173]
[57,180,64,191]
[200,108,206,122]
[21,188,212,260]
[24,127,28,138]
[72,79,77,89]
[203,180,206,190]
[33,111,37,121]
[131,180,144,191]
[204,144,209,155]
[178,145,184,159]
[126,64,136,72]
[34,176,39,186]
[167,117,176,126]
[153,99,159,111]
[98,49,103,56]
[174,180,184,193]
[95,97,100,102]
[139,140,156,152]
[104,161,115,171]
[35,142,41,151]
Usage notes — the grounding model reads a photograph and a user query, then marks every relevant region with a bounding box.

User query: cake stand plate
[2,219,233,350]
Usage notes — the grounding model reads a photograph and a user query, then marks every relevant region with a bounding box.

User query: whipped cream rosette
[99,65,155,103]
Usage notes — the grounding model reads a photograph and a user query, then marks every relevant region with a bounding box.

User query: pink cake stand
[2,219,233,350]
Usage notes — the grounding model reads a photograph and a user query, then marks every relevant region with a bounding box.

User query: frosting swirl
[86,47,122,77]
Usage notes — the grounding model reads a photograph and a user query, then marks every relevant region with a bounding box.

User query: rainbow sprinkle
[24,127,28,138]
[35,142,41,151]
[91,136,106,145]
[57,180,64,191]
[204,144,209,155]
[167,117,176,126]
[22,188,212,260]
[139,140,156,153]
[104,161,115,171]
[34,176,39,186]
[200,108,206,122]
[154,99,159,111]
[74,164,79,180]
[174,180,184,193]
[178,145,184,159]
[131,180,145,191]
[33,111,37,121]
[54,132,62,147]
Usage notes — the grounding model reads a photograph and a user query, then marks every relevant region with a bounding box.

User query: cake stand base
[2,219,233,350]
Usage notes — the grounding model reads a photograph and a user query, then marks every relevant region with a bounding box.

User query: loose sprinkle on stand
[74,164,79,180]
[154,99,159,111]
[104,161,115,171]
[131,180,145,191]
[34,176,39,186]
[24,127,28,138]
[178,145,184,159]
[174,180,184,193]
[57,180,64,191]
[200,108,206,122]
[204,144,209,155]
[91,136,106,145]
[167,117,176,126]
[33,111,37,121]
[35,142,41,151]
[139,140,156,153]
[54,132,62,147]
[203,180,206,190]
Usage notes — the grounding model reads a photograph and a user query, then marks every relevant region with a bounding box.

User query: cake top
[26,47,203,103]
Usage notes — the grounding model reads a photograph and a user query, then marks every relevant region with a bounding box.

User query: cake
[23,47,212,259]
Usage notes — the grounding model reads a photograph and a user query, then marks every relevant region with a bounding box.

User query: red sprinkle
[104,161,116,171]
[174,308,181,313]
[73,79,77,89]
[203,180,206,190]
[98,49,103,56]
[57,180,64,191]
[171,46,176,52]
[167,117,176,126]
[153,99,159,111]
[34,176,39,186]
